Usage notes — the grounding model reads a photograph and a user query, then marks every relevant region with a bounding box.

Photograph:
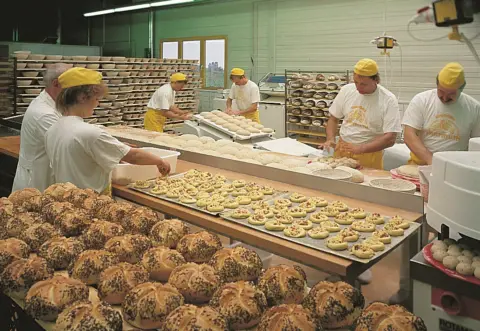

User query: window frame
[159,35,228,89]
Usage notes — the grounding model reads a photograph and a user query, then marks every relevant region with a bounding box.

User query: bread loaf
[38,236,84,270]
[81,220,125,249]
[43,182,77,201]
[98,262,149,304]
[257,304,321,331]
[209,246,263,283]
[62,188,98,207]
[141,246,186,281]
[6,212,44,238]
[0,238,30,271]
[258,264,308,306]
[55,300,122,331]
[164,304,228,331]
[168,263,219,303]
[354,302,427,331]
[54,208,92,237]
[25,275,89,321]
[19,223,60,252]
[123,206,159,234]
[81,195,115,216]
[0,198,14,223]
[42,201,75,224]
[21,194,53,212]
[210,281,267,330]
[104,234,152,263]
[122,282,184,330]
[0,256,53,299]
[177,231,222,263]
[69,249,119,285]
[303,281,365,329]
[8,188,42,208]
[150,219,190,248]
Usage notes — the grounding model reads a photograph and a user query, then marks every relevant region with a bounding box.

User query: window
[160,36,227,89]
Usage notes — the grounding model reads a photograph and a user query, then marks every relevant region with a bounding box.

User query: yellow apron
[334,139,384,170]
[242,110,260,124]
[144,108,166,132]
[407,152,428,166]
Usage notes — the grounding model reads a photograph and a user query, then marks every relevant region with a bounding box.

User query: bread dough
[198,183,214,193]
[431,245,447,254]
[475,267,480,279]
[253,124,264,129]
[309,212,329,223]
[334,213,355,225]
[442,255,459,270]
[308,227,330,239]
[275,199,292,208]
[397,165,419,179]
[362,237,385,251]
[251,201,270,210]
[264,220,286,231]
[261,186,275,195]
[196,198,209,207]
[248,191,264,201]
[351,244,375,259]
[134,180,151,189]
[335,166,364,183]
[290,193,307,203]
[307,197,328,208]
[457,256,472,264]
[262,128,274,133]
[207,202,225,212]
[462,250,475,258]
[319,207,340,217]
[348,208,366,219]
[288,207,307,218]
[231,208,251,219]
[275,214,294,224]
[339,228,359,242]
[433,250,449,262]
[331,201,348,212]
[372,230,392,244]
[150,185,167,195]
[384,223,405,237]
[166,189,181,199]
[236,129,251,136]
[179,195,196,204]
[292,219,313,230]
[232,180,246,188]
[247,214,267,225]
[299,201,316,213]
[387,218,410,230]
[320,221,341,232]
[326,236,348,251]
[236,196,252,205]
[456,262,474,276]
[232,189,248,197]
[254,208,274,219]
[365,213,384,225]
[351,221,376,232]
[283,226,306,238]
[223,199,239,209]
[448,248,462,257]
[247,127,260,133]
[196,191,210,200]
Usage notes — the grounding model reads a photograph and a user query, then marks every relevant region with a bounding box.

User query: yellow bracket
[448,26,462,41]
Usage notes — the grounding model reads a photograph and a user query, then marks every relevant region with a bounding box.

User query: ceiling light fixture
[84,0,195,17]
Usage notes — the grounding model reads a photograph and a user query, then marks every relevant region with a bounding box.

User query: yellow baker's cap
[354,58,379,76]
[58,67,103,89]
[171,73,187,82]
[438,62,465,89]
[231,68,245,76]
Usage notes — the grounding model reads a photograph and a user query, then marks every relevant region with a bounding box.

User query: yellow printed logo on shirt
[344,106,368,129]
[425,114,460,141]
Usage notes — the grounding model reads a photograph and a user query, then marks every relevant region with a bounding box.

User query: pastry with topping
[177,231,222,263]
[257,304,320,331]
[351,243,375,259]
[351,220,376,232]
[209,246,263,283]
[284,225,307,238]
[141,246,186,281]
[163,305,228,331]
[326,236,349,251]
[104,234,152,264]
[231,208,251,219]
[150,219,189,248]
[365,213,385,225]
[38,236,84,270]
[290,193,308,203]
[334,212,355,225]
[55,301,123,331]
[69,249,119,285]
[372,230,392,244]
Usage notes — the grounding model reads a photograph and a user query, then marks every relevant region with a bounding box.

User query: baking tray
[193,114,273,141]
[220,193,421,264]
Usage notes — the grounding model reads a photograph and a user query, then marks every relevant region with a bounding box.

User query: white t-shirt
[147,84,175,111]
[402,89,480,153]
[228,80,260,111]
[13,91,61,191]
[329,83,402,144]
[45,116,130,193]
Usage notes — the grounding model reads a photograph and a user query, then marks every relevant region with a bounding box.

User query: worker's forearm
[226,99,233,108]
[404,131,433,164]
[326,117,339,141]
[359,133,396,154]
[122,148,164,165]
[161,109,183,119]
[239,104,257,115]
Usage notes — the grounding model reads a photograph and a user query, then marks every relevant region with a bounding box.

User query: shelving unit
[10,54,200,128]
[0,55,13,117]
[285,69,349,146]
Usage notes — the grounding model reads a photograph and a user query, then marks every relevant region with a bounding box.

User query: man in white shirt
[226,68,261,123]
[403,62,480,165]
[144,73,192,132]
[324,58,401,169]
[12,63,70,192]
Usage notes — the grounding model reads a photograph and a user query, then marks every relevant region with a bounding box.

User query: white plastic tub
[229,241,273,268]
[112,147,180,185]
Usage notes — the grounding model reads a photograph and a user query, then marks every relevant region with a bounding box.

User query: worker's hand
[180,113,193,120]
[230,110,242,116]
[225,108,233,115]
[123,142,138,148]
[339,142,364,155]
[157,160,171,176]
[321,140,336,150]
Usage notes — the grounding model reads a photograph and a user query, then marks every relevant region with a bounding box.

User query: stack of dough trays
[193,114,272,141]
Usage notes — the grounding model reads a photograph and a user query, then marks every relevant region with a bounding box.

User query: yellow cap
[231,68,245,76]
[171,73,187,82]
[438,62,465,89]
[354,58,379,76]
[58,68,103,89]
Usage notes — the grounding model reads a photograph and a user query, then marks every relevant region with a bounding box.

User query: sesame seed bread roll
[141,246,186,281]
[177,231,222,263]
[209,246,263,283]
[55,300,123,331]
[150,219,190,248]
[81,220,125,249]
[8,187,42,208]
[0,238,30,272]
[123,206,160,235]
[164,305,228,331]
[257,304,321,331]
[38,236,84,270]
[69,250,119,285]
[258,264,308,306]
[168,263,219,303]
[104,234,152,264]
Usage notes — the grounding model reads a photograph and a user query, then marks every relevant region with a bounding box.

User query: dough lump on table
[456,262,474,276]
[236,129,251,136]
[442,255,459,270]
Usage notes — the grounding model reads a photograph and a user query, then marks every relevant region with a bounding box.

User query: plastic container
[229,241,273,268]
[112,147,180,185]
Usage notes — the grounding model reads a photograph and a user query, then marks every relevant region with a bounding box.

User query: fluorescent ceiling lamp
[84,0,195,17]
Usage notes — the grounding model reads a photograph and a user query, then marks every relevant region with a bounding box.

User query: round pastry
[471,261,480,269]
[209,246,263,283]
[348,208,366,219]
[69,249,119,285]
[299,201,317,213]
[339,228,359,242]
[431,244,447,253]
[150,219,189,249]
[319,206,340,217]
[366,213,385,225]
[275,212,294,224]
[0,238,29,271]
[321,220,341,232]
[196,198,209,207]
[141,246,186,281]
[248,191,264,201]
[261,186,275,195]
[232,180,246,188]
[308,197,328,208]
[1,256,53,299]
[168,263,219,303]
[257,304,320,331]
[8,187,42,208]
[303,281,364,329]
[308,227,330,239]
[372,230,392,244]
[123,206,160,235]
[42,201,75,224]
[62,188,98,207]
[248,214,268,225]
[275,198,292,208]
[334,212,355,225]
[43,182,77,201]
[284,225,307,238]
[210,193,226,202]
[353,302,427,331]
[457,255,472,264]
[38,236,84,270]
[290,193,307,203]
[456,262,474,276]
[25,275,89,321]
[387,217,411,230]
[98,262,149,304]
[254,207,275,218]
[207,202,225,212]
[179,194,196,204]
[433,249,449,262]
[442,255,459,270]
[331,201,348,212]
[362,237,385,252]
[133,180,152,189]
[351,220,376,232]
[384,223,405,237]
[164,305,228,331]
[54,208,92,237]
[81,220,125,249]
[177,231,222,263]
[232,189,248,197]
[231,208,251,219]
[210,281,267,330]
[265,219,287,231]
[19,223,59,252]
[326,236,348,251]
[55,300,123,331]
[104,234,152,264]
[223,199,240,209]
[5,212,43,238]
[462,249,474,258]
[258,265,307,306]
[19,194,52,213]
[122,282,184,330]
[289,207,307,218]
[81,195,115,216]
[447,245,462,256]
[99,202,135,224]
[293,219,314,230]
[351,243,375,259]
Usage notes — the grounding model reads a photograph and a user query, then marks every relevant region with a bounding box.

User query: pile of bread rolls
[0,184,427,330]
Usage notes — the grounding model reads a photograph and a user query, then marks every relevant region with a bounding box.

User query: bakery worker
[12,63,71,192]
[144,72,192,132]
[225,68,261,123]
[403,62,480,165]
[324,59,402,169]
[45,68,171,196]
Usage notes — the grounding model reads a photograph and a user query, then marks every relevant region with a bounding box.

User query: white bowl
[109,79,123,84]
[46,55,63,60]
[99,102,113,108]
[104,94,118,101]
[16,63,27,69]
[109,109,121,116]
[22,71,39,77]
[118,72,130,77]
[95,110,109,116]
[25,88,41,94]
[120,86,133,92]
[112,56,126,62]
[98,117,109,123]
[72,56,87,61]
[18,80,32,86]
[102,64,116,69]
[105,71,119,77]
[28,54,46,60]
[109,116,122,122]
[100,56,112,61]
[22,97,35,103]
[86,64,100,69]
[113,101,125,107]
[127,58,135,63]
[142,58,149,63]
[74,64,87,68]
[26,63,44,69]
[87,56,100,61]
[116,64,128,69]
[14,53,29,60]
[109,87,119,92]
